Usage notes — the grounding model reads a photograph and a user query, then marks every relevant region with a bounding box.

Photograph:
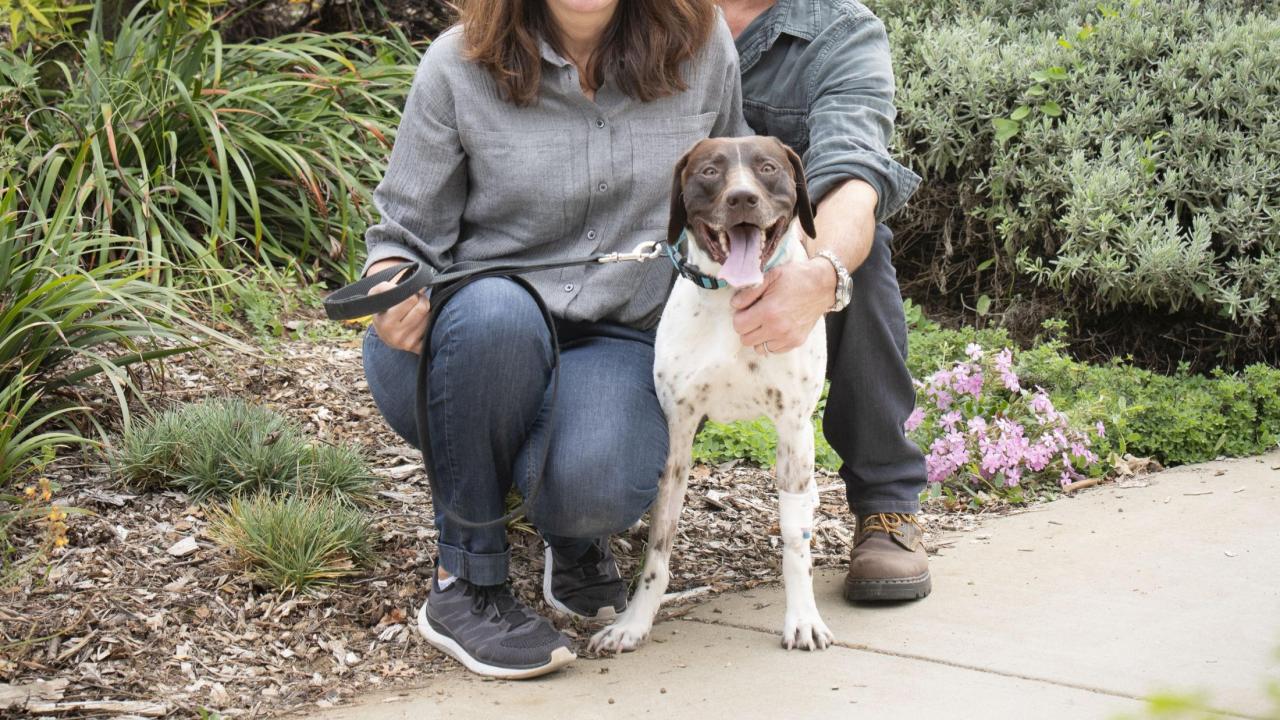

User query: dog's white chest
[653,239,827,426]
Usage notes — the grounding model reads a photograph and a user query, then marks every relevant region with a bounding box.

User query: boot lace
[861,513,919,538]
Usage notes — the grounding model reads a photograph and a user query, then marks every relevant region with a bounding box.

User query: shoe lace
[861,513,918,538]
[464,582,532,630]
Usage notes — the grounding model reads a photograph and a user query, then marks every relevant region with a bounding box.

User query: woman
[360,0,746,679]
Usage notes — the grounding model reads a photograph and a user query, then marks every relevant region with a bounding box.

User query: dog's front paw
[589,616,651,655]
[781,610,834,651]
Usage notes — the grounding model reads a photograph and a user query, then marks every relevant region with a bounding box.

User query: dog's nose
[725,187,760,209]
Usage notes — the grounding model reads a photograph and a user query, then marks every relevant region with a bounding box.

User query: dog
[590,136,834,653]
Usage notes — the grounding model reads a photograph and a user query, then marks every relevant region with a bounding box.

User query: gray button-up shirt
[363,23,747,329]
[736,0,920,219]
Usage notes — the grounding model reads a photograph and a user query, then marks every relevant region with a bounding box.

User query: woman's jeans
[362,277,668,585]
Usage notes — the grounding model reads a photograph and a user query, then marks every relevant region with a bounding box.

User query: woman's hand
[367,258,431,354]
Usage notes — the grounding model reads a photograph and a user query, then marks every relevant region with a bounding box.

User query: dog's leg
[589,419,697,654]
[775,415,834,650]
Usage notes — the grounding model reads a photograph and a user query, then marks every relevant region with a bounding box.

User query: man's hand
[367,257,431,354]
[731,257,836,355]
[730,179,879,354]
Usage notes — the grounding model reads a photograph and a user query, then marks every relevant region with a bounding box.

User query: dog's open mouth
[697,219,788,288]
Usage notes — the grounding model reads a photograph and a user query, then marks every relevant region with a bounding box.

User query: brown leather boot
[844,513,931,602]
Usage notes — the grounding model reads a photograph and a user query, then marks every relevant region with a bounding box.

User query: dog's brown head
[667,136,815,288]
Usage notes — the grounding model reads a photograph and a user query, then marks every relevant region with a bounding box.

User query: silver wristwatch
[815,250,853,313]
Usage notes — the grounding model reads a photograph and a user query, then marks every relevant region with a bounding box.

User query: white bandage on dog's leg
[778,486,817,546]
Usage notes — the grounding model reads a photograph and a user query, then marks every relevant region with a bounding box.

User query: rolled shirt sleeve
[362,42,468,276]
[803,14,921,220]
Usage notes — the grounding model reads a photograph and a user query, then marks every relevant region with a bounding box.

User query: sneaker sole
[541,546,621,622]
[416,602,576,680]
[843,571,932,602]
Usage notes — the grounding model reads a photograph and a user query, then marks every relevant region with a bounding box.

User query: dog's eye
[759,162,778,173]
[700,166,719,178]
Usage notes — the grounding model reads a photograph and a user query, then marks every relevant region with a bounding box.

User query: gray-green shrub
[869,0,1280,369]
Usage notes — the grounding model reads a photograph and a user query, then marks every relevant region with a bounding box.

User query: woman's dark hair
[458,0,717,106]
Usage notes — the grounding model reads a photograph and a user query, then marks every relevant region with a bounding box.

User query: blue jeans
[362,277,668,585]
[824,224,927,516]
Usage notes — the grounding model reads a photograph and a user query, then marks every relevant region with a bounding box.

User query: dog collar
[666,230,788,291]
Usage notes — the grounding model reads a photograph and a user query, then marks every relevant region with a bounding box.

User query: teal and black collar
[666,229,789,290]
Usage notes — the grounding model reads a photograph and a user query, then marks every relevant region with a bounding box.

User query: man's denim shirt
[736,0,921,221]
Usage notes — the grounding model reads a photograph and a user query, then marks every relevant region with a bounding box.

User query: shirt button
[595,118,605,128]
[597,182,608,192]
[586,230,597,240]
[563,283,575,293]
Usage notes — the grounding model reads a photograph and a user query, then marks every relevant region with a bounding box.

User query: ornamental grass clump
[208,492,372,593]
[110,398,373,505]
[907,344,1105,497]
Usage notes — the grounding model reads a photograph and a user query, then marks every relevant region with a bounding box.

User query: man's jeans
[824,224,927,516]
[362,277,667,585]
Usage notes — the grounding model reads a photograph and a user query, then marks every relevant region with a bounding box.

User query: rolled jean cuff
[437,543,510,586]
[850,499,922,517]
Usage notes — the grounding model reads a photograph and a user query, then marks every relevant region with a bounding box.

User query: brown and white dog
[590,137,834,653]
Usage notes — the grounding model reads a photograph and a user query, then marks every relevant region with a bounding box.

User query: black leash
[324,241,664,529]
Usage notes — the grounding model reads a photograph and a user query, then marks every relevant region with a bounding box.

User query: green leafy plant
[1,410,79,580]
[0,377,85,495]
[1,0,92,48]
[908,319,1280,467]
[0,174,223,480]
[208,491,372,592]
[0,0,417,292]
[109,398,375,504]
[690,311,1280,496]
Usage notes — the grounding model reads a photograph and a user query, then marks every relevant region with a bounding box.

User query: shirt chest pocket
[461,128,570,240]
[744,103,809,155]
[627,112,718,230]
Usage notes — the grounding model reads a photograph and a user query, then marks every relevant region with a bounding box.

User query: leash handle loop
[323,261,433,320]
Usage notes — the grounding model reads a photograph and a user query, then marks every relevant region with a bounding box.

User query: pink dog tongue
[718,225,764,287]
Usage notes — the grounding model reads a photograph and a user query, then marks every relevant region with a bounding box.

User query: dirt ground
[1,325,998,718]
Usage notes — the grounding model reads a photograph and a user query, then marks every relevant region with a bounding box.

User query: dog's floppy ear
[781,142,816,239]
[667,149,693,247]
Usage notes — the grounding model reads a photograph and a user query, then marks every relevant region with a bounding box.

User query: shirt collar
[537,36,572,68]
[735,0,820,71]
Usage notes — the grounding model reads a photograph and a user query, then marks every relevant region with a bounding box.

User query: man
[718,0,931,601]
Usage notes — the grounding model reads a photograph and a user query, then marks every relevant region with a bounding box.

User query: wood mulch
[1,321,1000,718]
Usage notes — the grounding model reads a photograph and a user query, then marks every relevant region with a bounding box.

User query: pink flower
[959,370,985,397]
[1095,421,1106,438]
[904,407,925,432]
[994,348,1021,392]
[941,411,962,429]
[1030,391,1055,415]
[929,388,954,410]
[1004,467,1022,486]
[965,343,984,361]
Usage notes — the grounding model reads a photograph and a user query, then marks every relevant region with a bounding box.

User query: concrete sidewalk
[316,453,1280,720]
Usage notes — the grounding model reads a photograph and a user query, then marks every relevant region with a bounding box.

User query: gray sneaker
[542,540,628,621]
[417,575,575,679]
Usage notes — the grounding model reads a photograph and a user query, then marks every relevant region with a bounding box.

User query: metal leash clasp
[597,240,664,264]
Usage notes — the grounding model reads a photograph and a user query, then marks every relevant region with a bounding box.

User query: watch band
[815,250,853,313]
